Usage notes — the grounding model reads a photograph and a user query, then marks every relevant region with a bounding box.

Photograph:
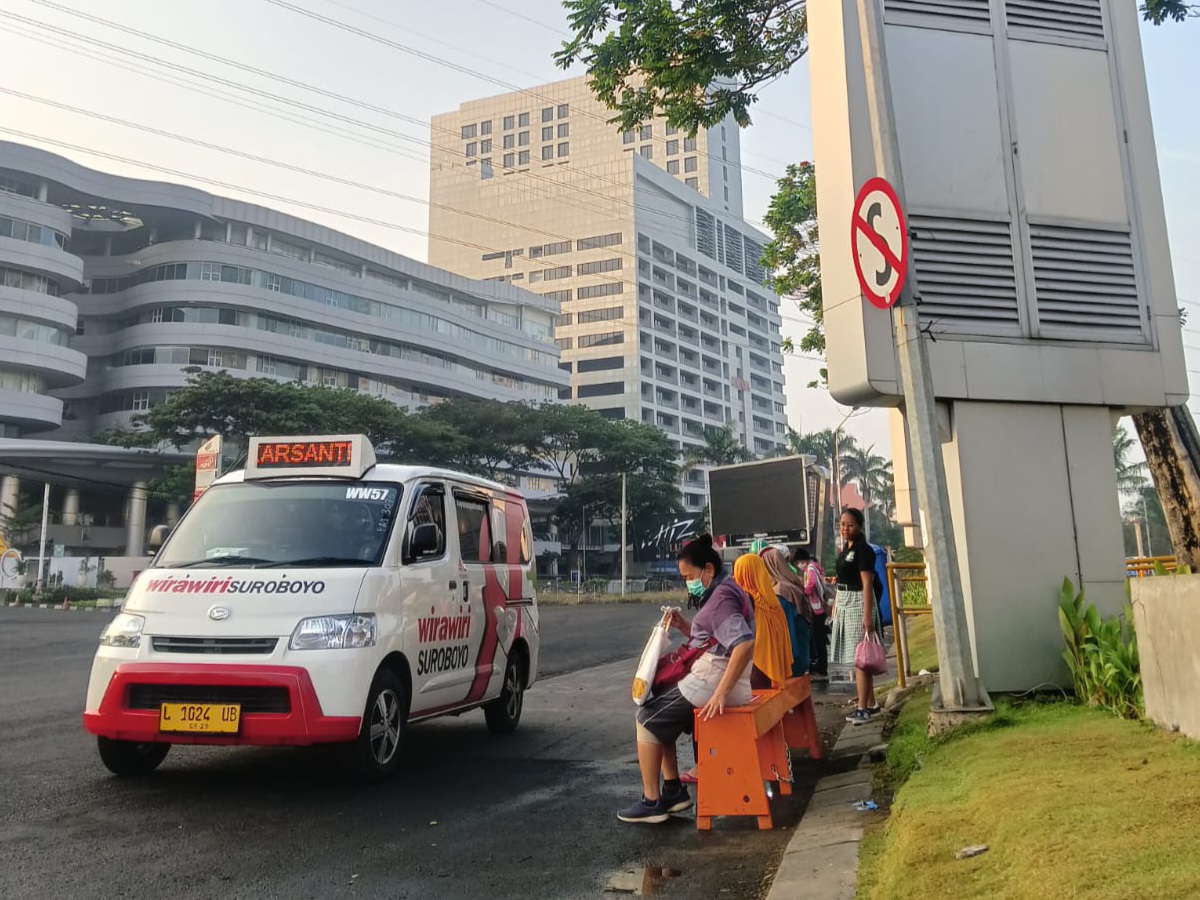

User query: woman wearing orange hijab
[733,553,793,687]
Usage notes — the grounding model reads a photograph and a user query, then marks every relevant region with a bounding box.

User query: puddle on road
[606,866,682,895]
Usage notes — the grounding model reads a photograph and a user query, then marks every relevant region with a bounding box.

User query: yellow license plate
[159,702,241,734]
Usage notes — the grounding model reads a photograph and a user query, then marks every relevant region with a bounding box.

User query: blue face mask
[685,578,706,598]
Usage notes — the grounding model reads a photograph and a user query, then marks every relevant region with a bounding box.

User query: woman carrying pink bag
[829,507,884,725]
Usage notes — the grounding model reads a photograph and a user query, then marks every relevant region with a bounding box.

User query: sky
[0,0,1197,455]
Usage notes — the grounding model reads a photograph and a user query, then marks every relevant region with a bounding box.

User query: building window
[518,111,530,127]
[480,120,492,135]
[577,257,622,275]
[558,142,569,157]
[266,273,282,292]
[557,103,569,118]
[207,349,223,367]
[724,185,730,201]
[542,145,554,161]
[503,134,514,149]
[131,390,151,411]
[465,142,477,157]
[542,107,554,122]
[503,153,515,168]
[480,139,492,153]
[578,331,624,348]
[530,241,571,258]
[503,115,515,130]
[639,125,652,140]
[555,337,573,350]
[686,177,698,190]
[666,140,679,155]
[481,159,493,180]
[543,265,571,281]
[461,124,477,139]
[557,122,569,138]
[577,281,623,299]
[684,156,698,173]
[543,289,572,304]
[667,159,680,175]
[622,130,635,145]
[684,136,697,152]
[518,150,530,165]
[542,126,553,142]
[577,305,623,324]
[724,166,728,182]
[639,145,653,159]
[577,233,622,252]
[518,131,530,146]
[258,355,277,375]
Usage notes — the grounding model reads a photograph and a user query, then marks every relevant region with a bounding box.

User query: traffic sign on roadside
[851,177,909,309]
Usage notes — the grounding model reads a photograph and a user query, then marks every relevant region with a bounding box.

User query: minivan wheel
[484,656,525,735]
[97,736,170,777]
[342,669,407,782]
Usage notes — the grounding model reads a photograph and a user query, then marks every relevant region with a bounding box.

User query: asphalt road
[0,604,852,900]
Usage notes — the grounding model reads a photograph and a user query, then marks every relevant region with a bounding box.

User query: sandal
[680,769,698,784]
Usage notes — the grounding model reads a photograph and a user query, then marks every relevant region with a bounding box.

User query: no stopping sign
[851,177,909,309]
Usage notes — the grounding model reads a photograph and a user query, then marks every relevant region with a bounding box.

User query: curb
[765,714,887,900]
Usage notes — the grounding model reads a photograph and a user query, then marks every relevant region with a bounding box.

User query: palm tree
[683,425,753,470]
[780,427,859,475]
[838,445,893,541]
[1112,424,1148,496]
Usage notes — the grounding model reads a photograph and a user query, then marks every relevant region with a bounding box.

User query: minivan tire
[97,736,170,777]
[484,655,525,735]
[342,669,408,782]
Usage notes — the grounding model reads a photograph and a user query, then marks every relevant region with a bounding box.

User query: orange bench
[692,675,823,831]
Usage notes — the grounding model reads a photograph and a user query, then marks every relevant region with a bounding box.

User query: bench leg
[757,815,774,830]
[758,721,792,791]
[695,712,773,830]
[783,698,824,761]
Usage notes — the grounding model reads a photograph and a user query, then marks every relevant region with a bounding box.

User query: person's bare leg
[856,667,870,710]
[637,740,665,800]
[660,741,679,781]
[866,674,877,709]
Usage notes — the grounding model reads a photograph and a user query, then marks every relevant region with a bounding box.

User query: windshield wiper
[257,556,369,568]
[167,555,274,569]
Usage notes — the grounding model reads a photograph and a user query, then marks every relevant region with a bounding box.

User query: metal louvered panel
[724,225,744,275]
[1006,0,1105,42]
[744,236,766,285]
[886,0,992,27]
[1030,224,1143,337]
[695,209,716,260]
[910,215,1021,332]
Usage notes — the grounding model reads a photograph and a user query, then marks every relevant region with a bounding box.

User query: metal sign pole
[855,0,986,711]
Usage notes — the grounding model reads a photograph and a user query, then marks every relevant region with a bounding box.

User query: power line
[1,9,749,238]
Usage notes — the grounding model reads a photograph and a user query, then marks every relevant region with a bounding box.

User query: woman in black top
[829,508,882,724]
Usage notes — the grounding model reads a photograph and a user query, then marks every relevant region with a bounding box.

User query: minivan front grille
[151,636,278,655]
[127,684,291,714]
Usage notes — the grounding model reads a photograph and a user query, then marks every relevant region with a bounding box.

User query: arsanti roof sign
[244,434,376,480]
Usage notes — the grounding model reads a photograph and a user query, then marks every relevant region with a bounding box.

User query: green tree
[1142,1,1198,23]
[0,498,43,550]
[419,398,532,479]
[683,424,753,470]
[1112,424,1149,495]
[1123,484,1169,557]
[838,444,892,540]
[521,402,614,485]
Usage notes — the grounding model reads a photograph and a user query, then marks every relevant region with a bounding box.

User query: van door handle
[462,581,469,604]
[449,580,458,590]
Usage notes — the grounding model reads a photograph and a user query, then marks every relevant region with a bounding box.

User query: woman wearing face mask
[619,535,756,824]
[830,507,882,725]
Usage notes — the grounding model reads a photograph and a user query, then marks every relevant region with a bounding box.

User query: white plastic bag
[632,609,673,706]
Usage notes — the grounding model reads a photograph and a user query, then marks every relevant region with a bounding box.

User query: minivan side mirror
[409,522,442,561]
[148,524,172,553]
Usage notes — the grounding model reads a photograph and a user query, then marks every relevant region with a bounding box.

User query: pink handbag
[854,632,887,676]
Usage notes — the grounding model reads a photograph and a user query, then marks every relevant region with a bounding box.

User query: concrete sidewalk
[765,711,887,900]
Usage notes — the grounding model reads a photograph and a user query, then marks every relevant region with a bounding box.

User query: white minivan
[83,434,540,780]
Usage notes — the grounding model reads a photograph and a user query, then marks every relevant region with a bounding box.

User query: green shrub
[1058,578,1142,719]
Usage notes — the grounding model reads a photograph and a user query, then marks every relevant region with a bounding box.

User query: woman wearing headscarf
[732,553,793,688]
[761,546,812,678]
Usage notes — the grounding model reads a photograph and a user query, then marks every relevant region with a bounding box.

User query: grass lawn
[537,589,680,606]
[857,689,1200,900]
[897,612,939,675]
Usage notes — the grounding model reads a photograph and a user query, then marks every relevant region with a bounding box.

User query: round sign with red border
[851,177,909,310]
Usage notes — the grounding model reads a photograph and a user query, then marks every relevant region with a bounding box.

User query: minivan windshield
[156,481,402,569]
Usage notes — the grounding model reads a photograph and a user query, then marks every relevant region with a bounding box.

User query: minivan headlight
[289,614,377,651]
[99,613,145,648]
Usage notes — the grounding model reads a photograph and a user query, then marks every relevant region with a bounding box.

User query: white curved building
[0,141,567,440]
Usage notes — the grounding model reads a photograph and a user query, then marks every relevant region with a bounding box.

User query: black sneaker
[848,709,872,726]
[661,783,693,814]
[865,706,883,718]
[617,796,670,824]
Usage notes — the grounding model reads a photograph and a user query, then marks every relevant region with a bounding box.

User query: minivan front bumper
[82,663,361,745]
